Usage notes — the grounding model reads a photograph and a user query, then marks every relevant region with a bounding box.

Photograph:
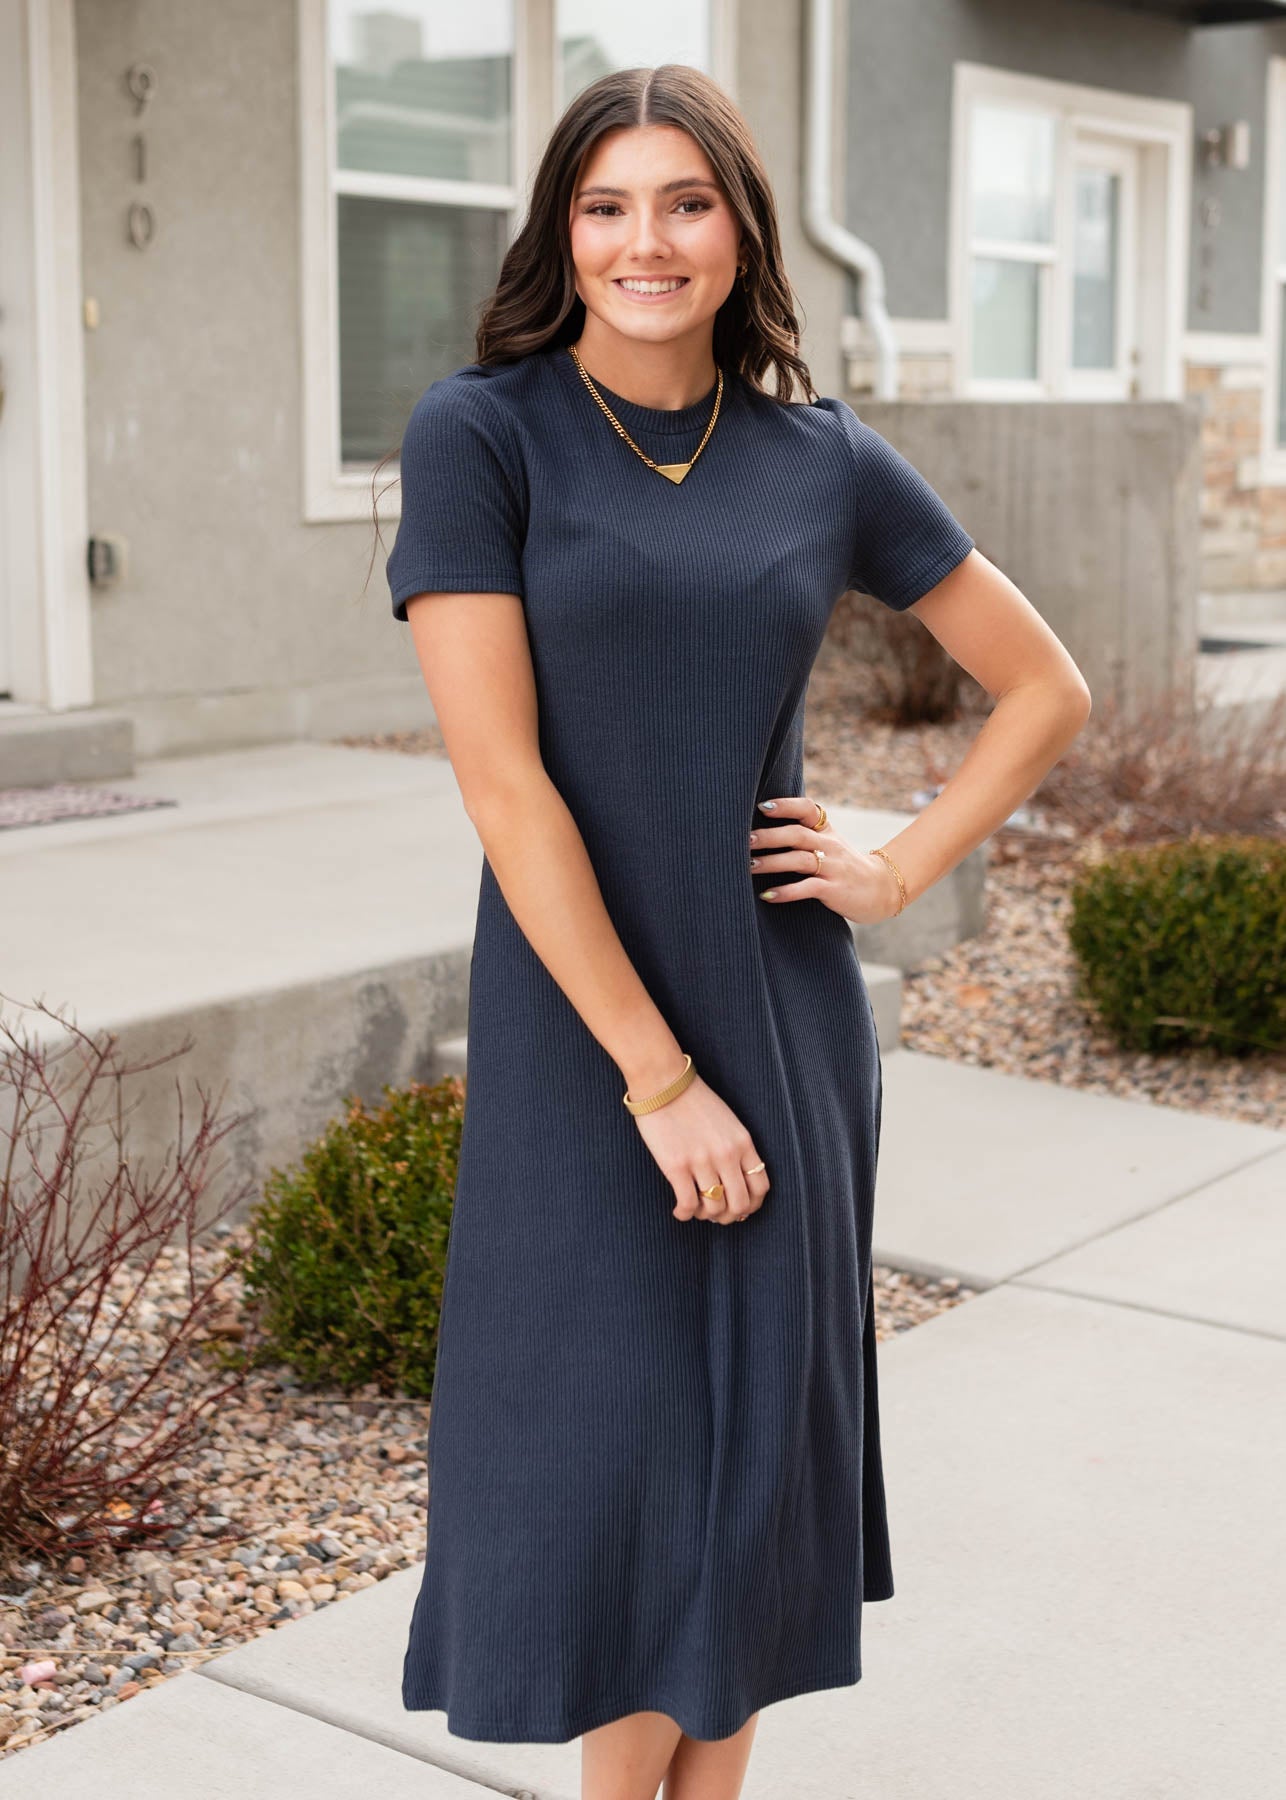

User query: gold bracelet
[869,846,907,916]
[623,1052,696,1115]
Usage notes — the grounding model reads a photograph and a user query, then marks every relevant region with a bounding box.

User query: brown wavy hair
[368,62,816,578]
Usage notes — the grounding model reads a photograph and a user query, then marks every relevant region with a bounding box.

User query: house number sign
[125,61,156,250]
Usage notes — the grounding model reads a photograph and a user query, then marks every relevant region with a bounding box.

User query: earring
[736,257,748,278]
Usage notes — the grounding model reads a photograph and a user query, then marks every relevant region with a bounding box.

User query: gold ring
[698,1182,725,1202]
[811,802,828,831]
[742,1161,765,1175]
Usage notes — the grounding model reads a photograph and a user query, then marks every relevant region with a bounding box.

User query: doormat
[0,783,179,831]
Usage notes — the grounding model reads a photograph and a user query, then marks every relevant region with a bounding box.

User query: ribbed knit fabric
[386,343,975,1744]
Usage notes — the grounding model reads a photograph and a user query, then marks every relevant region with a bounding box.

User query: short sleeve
[824,397,974,612]
[386,376,527,622]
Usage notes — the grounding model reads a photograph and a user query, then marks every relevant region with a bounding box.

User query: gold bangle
[869,846,907,916]
[623,1052,696,1115]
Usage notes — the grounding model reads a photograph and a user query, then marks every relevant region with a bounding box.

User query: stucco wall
[75,0,413,753]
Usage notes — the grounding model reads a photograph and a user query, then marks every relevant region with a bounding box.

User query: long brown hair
[369,63,816,575]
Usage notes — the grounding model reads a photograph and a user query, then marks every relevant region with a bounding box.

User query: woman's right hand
[629,1073,770,1225]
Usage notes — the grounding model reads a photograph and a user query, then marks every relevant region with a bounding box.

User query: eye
[676,198,713,215]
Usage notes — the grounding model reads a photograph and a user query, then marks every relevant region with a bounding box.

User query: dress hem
[402,1658,865,1745]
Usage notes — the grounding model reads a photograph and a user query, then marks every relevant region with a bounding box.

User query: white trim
[1184,329,1265,366]
[842,314,953,355]
[948,61,1190,402]
[1259,58,1286,486]
[0,0,91,708]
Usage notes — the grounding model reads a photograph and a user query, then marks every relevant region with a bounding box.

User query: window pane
[337,194,509,464]
[971,257,1039,381]
[970,104,1055,245]
[330,0,514,183]
[1072,165,1119,370]
[556,0,711,107]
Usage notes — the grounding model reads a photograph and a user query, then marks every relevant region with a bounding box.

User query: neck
[570,329,717,412]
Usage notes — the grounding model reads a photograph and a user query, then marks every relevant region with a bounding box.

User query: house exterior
[1,0,1283,776]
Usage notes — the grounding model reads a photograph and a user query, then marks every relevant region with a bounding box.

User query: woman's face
[568,124,743,350]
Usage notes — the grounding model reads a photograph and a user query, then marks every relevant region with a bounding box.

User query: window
[950,64,1189,403]
[301,0,731,521]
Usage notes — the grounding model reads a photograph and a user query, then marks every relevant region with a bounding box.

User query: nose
[625,206,670,262]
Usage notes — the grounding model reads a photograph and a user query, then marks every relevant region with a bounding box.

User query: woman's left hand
[749,794,903,925]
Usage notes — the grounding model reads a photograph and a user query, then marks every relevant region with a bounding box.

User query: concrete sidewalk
[4,1051,1280,1798]
[1,745,1282,1796]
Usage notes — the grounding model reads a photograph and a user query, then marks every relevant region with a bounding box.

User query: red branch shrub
[0,997,257,1563]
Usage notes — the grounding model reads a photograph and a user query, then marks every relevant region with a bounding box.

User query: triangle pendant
[654,462,691,484]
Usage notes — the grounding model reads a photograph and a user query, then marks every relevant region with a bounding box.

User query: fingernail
[758,800,776,810]
[760,888,776,899]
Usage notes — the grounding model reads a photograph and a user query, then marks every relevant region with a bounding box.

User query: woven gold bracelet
[869,846,907,916]
[623,1052,696,1115]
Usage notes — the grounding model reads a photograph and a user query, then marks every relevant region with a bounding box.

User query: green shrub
[233,1077,464,1398]
[1067,834,1286,1055]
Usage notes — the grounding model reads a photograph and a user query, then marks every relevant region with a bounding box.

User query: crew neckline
[554,345,728,437]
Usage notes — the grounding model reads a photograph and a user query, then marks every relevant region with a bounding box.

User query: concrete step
[0,702,136,787]
[0,745,974,1226]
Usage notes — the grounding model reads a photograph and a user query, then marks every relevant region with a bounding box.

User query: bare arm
[403,586,769,1224]
[872,547,1092,908]
[748,548,1091,920]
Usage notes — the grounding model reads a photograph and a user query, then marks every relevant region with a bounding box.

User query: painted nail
[749,857,759,868]
[758,800,776,810]
[760,888,777,899]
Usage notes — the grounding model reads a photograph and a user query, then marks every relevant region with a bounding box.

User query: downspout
[801,0,899,397]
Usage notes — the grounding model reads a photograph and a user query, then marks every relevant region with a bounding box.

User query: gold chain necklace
[567,343,723,485]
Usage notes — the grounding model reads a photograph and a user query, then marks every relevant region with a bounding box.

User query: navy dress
[385,343,974,1744]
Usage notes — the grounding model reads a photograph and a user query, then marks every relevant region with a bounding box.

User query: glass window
[556,0,713,109]
[967,103,1056,387]
[328,1,517,465]
[971,258,1040,382]
[338,197,512,462]
[970,104,1055,245]
[1071,165,1119,371]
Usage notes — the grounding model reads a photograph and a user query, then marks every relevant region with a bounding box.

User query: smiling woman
[378,56,1088,1800]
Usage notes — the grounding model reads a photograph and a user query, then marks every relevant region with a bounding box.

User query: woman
[382,62,1090,1800]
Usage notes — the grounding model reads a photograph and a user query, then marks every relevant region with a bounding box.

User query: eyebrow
[573,177,721,199]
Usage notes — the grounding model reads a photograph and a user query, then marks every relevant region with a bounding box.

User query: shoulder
[400,358,546,487]
[737,383,864,462]
[404,356,546,438]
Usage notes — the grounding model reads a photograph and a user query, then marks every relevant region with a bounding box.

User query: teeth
[618,278,687,294]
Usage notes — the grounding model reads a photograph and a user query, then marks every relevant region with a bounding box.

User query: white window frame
[948,62,1190,403]
[299,0,738,523]
[1260,56,1286,485]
